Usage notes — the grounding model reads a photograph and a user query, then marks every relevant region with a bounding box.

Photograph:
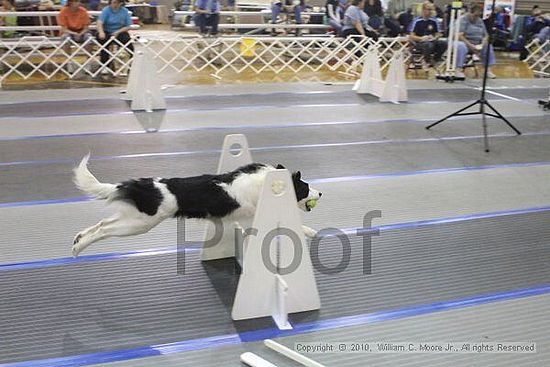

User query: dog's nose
[319,192,323,197]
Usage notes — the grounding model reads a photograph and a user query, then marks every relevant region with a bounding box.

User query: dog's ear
[292,171,301,181]
[276,164,286,169]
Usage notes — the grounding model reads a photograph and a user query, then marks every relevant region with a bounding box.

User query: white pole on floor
[264,339,326,367]
[241,352,279,367]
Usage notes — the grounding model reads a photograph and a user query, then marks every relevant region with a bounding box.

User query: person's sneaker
[486,70,496,79]
[455,70,465,79]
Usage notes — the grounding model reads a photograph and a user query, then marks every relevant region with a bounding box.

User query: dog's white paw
[302,225,317,239]
[72,244,81,258]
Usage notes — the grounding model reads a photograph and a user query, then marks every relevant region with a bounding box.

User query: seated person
[0,0,16,38]
[194,0,220,36]
[341,0,378,39]
[454,3,497,79]
[525,6,550,44]
[485,5,511,48]
[493,6,509,31]
[363,0,399,36]
[57,0,93,63]
[398,7,413,35]
[326,0,344,35]
[363,0,382,29]
[409,1,447,67]
[96,0,134,72]
[271,0,305,35]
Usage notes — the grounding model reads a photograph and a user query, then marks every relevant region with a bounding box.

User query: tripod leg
[426,100,480,130]
[485,100,522,135]
[481,102,490,152]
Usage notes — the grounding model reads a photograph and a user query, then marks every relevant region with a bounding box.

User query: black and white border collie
[71,155,322,257]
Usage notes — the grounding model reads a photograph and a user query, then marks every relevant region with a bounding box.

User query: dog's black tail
[73,154,119,201]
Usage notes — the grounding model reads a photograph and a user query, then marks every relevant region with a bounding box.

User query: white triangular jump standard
[122,49,166,112]
[354,48,407,103]
[353,48,384,96]
[380,52,408,103]
[231,168,320,329]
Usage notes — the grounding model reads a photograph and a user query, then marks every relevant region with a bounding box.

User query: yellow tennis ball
[306,199,317,210]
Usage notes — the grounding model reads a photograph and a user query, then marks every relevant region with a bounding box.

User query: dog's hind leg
[73,215,119,246]
[72,213,165,257]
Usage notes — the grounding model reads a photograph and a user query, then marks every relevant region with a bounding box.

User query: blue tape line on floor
[1,205,549,271]
[1,284,548,367]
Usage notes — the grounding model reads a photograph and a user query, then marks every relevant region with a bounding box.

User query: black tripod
[425,0,521,152]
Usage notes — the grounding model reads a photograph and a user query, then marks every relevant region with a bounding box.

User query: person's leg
[329,19,342,35]
[535,26,550,43]
[417,41,434,62]
[271,3,281,24]
[294,5,302,24]
[455,41,468,68]
[195,13,207,34]
[342,28,359,38]
[96,33,111,68]
[209,13,220,35]
[116,31,134,55]
[61,33,72,56]
[481,43,496,78]
[480,43,496,66]
[434,39,447,62]
[81,32,93,55]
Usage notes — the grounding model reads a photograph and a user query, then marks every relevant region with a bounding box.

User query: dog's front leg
[302,225,317,239]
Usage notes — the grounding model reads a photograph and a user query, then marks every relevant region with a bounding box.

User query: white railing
[0,24,141,31]
[178,23,330,29]
[0,35,410,83]
[173,10,326,17]
[524,39,550,77]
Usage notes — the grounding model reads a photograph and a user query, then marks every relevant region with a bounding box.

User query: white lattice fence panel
[1,35,412,83]
[0,36,134,81]
[525,40,550,77]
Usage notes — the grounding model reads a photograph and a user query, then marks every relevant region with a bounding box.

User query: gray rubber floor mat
[1,116,548,164]
[2,88,545,119]
[96,294,550,367]
[1,210,549,363]
[1,132,550,203]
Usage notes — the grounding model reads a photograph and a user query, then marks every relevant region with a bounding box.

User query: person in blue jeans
[454,3,496,79]
[194,0,220,36]
[96,0,134,71]
[271,0,305,35]
[525,7,550,44]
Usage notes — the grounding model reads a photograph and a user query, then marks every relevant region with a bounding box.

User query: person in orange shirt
[57,0,93,68]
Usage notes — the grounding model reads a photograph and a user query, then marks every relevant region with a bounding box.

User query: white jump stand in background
[201,134,254,261]
[353,48,408,103]
[121,48,166,112]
